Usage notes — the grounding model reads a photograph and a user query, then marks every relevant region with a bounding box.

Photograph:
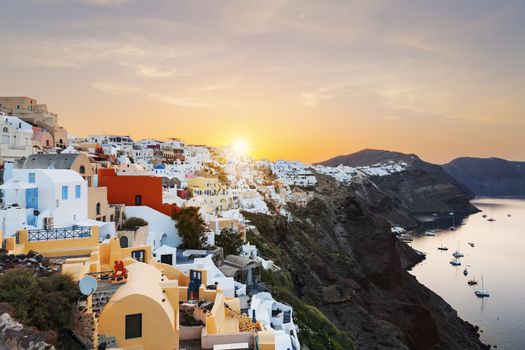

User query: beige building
[0,97,67,149]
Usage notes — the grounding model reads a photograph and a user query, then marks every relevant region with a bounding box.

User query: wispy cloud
[194,76,239,92]
[147,93,219,109]
[92,82,140,95]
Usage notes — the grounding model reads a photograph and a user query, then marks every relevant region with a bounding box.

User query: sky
[0,0,524,164]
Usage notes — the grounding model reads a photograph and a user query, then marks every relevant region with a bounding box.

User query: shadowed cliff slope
[442,157,525,196]
[245,175,487,349]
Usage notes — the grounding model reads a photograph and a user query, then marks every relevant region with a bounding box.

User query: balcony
[27,226,92,242]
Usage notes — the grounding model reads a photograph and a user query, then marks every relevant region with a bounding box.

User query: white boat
[423,231,436,236]
[450,259,461,266]
[398,234,413,242]
[452,251,464,258]
[475,275,490,298]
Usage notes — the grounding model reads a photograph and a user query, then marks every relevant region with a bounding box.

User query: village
[0,97,409,350]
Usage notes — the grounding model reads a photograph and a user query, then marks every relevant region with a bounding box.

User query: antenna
[79,275,98,296]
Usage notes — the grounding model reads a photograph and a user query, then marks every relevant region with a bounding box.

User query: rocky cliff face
[245,174,487,350]
[442,157,525,197]
[317,149,478,217]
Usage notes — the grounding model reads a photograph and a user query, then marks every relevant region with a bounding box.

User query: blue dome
[154,163,166,170]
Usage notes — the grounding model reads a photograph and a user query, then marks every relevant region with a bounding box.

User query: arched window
[96,203,101,215]
[45,139,50,147]
[2,127,8,133]
[79,165,86,174]
[120,236,129,248]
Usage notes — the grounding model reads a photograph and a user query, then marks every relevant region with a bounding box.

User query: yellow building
[59,236,277,350]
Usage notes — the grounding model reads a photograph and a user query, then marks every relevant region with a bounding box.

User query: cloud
[92,82,140,95]
[147,93,219,109]
[132,64,181,78]
[194,77,239,92]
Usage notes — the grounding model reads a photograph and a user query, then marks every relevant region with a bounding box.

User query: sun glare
[232,137,249,155]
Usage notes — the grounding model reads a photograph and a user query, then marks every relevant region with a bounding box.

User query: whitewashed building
[0,115,34,161]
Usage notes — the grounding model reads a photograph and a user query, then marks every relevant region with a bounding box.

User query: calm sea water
[409,198,525,349]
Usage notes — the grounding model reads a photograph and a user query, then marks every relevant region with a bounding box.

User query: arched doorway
[120,235,129,248]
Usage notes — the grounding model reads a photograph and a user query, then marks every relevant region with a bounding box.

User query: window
[131,249,145,262]
[79,165,85,174]
[96,202,101,215]
[75,185,81,198]
[61,186,68,200]
[28,173,36,183]
[160,254,173,265]
[125,314,142,339]
[135,195,142,205]
[2,127,8,133]
[16,105,20,109]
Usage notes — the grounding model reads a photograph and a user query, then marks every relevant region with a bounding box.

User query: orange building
[98,168,178,216]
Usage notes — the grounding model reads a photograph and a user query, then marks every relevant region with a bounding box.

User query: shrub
[122,217,148,230]
[0,269,79,332]
[172,207,207,249]
[215,228,243,256]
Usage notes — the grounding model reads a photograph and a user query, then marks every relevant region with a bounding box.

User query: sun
[231,137,250,155]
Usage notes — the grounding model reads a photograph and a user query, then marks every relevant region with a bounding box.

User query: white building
[249,292,300,350]
[124,206,181,250]
[0,168,88,237]
[0,115,34,161]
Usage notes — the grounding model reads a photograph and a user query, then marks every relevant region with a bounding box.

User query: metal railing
[27,226,92,242]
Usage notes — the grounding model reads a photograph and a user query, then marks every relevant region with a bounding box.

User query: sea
[409,198,525,349]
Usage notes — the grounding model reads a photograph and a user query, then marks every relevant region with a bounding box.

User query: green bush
[0,269,79,331]
[215,228,243,256]
[122,217,148,230]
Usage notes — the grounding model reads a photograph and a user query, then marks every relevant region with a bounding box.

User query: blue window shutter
[28,173,36,183]
[62,185,68,200]
[75,185,81,198]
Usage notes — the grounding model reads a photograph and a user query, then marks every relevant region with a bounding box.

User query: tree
[215,228,243,256]
[172,207,207,249]
[122,217,148,230]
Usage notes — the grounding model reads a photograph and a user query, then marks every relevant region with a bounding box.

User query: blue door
[26,188,38,210]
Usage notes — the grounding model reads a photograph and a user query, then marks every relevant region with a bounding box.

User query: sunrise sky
[1,0,524,163]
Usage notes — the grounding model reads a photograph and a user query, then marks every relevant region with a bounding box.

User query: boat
[423,231,436,236]
[468,242,475,248]
[468,277,478,286]
[508,214,511,217]
[452,250,464,258]
[398,234,413,242]
[438,240,448,251]
[449,226,456,231]
[482,214,488,218]
[474,275,490,298]
[463,268,468,276]
[450,259,461,266]
[487,218,496,222]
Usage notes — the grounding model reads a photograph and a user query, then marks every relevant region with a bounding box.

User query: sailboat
[452,243,464,258]
[482,214,488,218]
[463,267,468,276]
[438,240,448,251]
[450,258,461,266]
[487,217,496,222]
[468,276,478,286]
[475,275,490,298]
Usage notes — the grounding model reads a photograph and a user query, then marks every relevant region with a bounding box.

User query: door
[25,188,38,210]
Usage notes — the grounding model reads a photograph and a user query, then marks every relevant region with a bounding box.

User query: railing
[8,144,27,150]
[27,226,92,242]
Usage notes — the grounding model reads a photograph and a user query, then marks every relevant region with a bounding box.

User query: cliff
[245,174,487,349]
[442,157,525,197]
